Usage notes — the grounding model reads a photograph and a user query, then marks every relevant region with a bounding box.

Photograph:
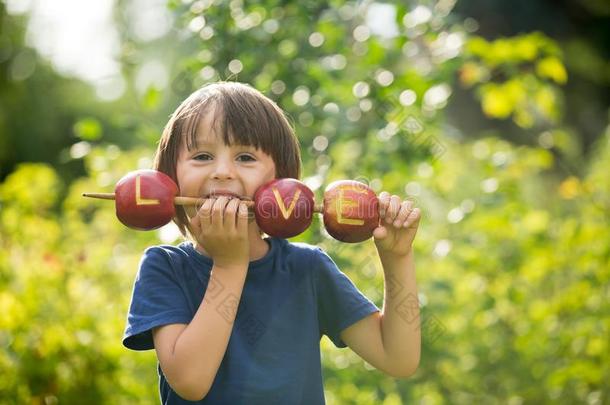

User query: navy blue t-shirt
[123,237,379,404]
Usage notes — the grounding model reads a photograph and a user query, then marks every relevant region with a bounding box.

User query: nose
[211,156,236,180]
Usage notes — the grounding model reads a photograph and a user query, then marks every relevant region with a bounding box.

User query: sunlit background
[1,0,609,404]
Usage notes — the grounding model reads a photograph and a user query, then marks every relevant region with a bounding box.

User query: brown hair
[153,81,302,236]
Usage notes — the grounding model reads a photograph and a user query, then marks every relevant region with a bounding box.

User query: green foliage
[461,32,567,128]
[0,1,608,404]
[2,132,609,403]
[73,118,103,142]
[314,132,609,404]
[0,154,162,404]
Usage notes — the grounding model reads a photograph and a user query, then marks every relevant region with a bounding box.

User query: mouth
[204,190,251,200]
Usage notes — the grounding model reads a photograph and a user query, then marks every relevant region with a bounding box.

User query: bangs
[180,85,292,159]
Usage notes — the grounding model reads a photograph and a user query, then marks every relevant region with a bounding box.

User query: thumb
[373,225,387,240]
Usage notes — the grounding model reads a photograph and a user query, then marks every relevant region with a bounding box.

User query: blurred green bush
[0,0,608,403]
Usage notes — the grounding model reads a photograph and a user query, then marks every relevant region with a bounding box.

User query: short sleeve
[123,247,193,351]
[314,248,379,348]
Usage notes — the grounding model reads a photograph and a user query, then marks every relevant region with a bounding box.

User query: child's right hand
[189,196,250,268]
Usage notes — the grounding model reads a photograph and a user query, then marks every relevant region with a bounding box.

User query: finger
[194,196,206,213]
[189,210,201,235]
[393,200,414,227]
[211,196,229,229]
[373,224,387,240]
[198,198,215,226]
[223,198,240,229]
[385,195,401,223]
[378,191,391,217]
[237,201,249,234]
[403,207,422,228]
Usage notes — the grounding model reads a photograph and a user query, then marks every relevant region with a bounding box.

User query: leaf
[536,57,568,84]
[142,86,161,110]
[73,118,102,141]
[480,83,514,118]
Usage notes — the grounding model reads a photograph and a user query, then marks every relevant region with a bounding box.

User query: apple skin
[254,178,314,238]
[114,170,178,230]
[323,180,379,243]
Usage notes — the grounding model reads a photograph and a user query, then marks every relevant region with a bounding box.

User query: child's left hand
[373,192,421,257]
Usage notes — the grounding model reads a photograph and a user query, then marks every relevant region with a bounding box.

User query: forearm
[379,250,421,375]
[166,264,248,396]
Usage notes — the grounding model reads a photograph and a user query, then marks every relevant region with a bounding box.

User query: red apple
[114,170,178,230]
[323,180,379,243]
[254,178,314,238]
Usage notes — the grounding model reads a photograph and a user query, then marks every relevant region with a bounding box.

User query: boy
[123,82,421,404]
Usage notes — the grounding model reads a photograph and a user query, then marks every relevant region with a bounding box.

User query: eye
[194,153,212,161]
[237,154,256,162]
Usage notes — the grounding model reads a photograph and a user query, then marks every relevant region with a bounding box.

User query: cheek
[266,167,276,181]
[254,166,277,192]
[175,163,195,192]
[175,162,185,185]
[178,180,199,198]
[265,161,277,180]
[175,149,192,185]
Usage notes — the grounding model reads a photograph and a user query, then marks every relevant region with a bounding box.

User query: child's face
[175,108,277,210]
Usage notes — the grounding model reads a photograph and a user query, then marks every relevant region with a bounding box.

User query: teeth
[207,194,237,198]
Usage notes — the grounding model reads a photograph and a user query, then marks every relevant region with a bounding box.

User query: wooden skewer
[82,192,116,200]
[82,193,325,213]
